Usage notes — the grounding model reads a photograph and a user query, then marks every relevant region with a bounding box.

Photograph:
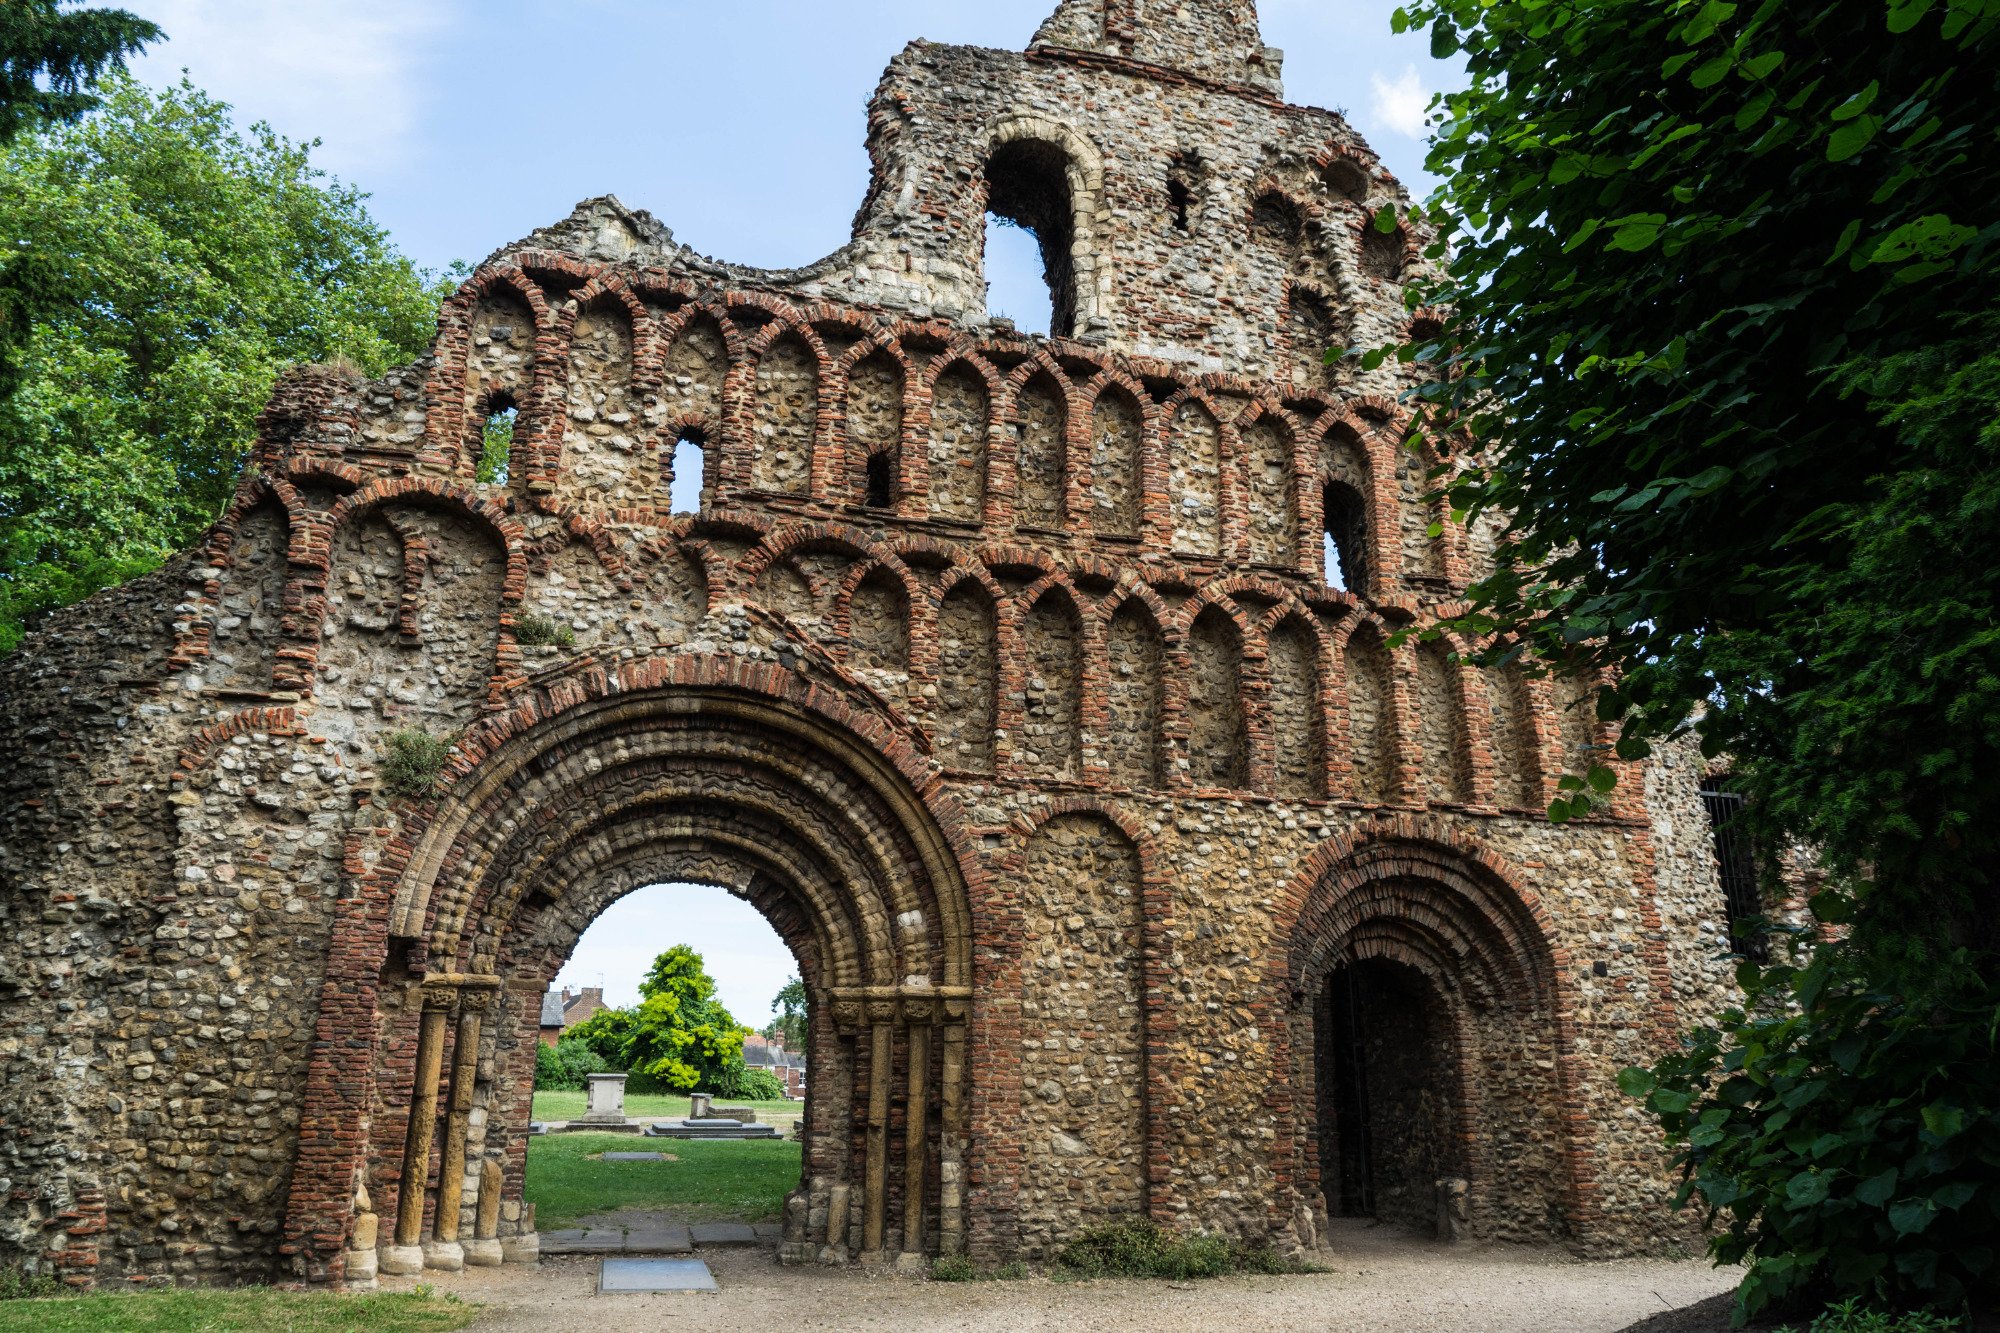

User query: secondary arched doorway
[1280,824,1579,1246]
[293,668,978,1278]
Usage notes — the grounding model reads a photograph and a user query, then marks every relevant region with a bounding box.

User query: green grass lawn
[525,1132,802,1229]
[0,1287,475,1333]
[529,1090,798,1122]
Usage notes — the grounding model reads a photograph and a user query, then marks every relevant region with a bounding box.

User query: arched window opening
[1253,191,1304,248]
[475,397,518,487]
[670,429,706,516]
[985,139,1079,337]
[1322,157,1370,204]
[1167,177,1192,233]
[1700,778,1767,960]
[864,451,895,509]
[1362,218,1406,281]
[1323,479,1369,593]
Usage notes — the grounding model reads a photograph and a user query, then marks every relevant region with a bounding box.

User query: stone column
[898,1004,933,1268]
[384,999,450,1275]
[861,1005,895,1259]
[937,1001,969,1256]
[427,998,485,1270]
[465,1160,506,1267]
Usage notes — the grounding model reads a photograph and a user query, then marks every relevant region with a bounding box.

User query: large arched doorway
[295,675,978,1278]
[1282,829,1577,1246]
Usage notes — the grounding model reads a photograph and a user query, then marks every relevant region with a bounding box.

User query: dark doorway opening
[1316,958,1462,1234]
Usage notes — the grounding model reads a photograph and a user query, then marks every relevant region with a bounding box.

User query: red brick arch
[1264,817,1590,1245]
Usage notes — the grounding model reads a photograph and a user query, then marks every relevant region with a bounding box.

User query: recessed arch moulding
[0,0,1740,1290]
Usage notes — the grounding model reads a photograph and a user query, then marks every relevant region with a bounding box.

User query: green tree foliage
[0,1,157,450]
[474,405,514,486]
[0,1,158,146]
[533,1035,610,1092]
[765,975,807,1052]
[568,946,752,1095]
[1386,0,2000,1317]
[0,75,449,653]
[1621,924,1997,1317]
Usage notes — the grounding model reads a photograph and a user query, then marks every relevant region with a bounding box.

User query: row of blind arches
[455,286,1426,596]
[767,557,1587,809]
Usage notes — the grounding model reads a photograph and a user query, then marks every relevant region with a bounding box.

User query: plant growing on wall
[515,612,575,648]
[380,728,454,800]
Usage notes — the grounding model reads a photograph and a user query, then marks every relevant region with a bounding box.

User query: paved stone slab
[752,1223,782,1242]
[689,1222,758,1246]
[623,1225,693,1253]
[598,1257,717,1294]
[602,1151,665,1162]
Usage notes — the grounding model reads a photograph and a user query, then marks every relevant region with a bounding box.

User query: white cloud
[1370,63,1431,139]
[127,0,456,176]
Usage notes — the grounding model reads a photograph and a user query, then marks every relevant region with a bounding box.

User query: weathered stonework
[0,0,1739,1289]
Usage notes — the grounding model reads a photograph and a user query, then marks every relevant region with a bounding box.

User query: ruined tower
[0,0,1736,1287]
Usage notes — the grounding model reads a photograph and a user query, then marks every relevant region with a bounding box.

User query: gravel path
[390,1220,1739,1333]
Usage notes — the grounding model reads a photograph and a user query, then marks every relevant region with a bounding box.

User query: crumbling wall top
[1033,0,1283,95]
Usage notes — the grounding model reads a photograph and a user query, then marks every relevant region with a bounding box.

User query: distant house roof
[540,992,566,1028]
[562,987,606,1027]
[743,1035,793,1067]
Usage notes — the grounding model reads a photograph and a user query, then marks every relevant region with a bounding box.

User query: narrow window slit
[670,429,706,515]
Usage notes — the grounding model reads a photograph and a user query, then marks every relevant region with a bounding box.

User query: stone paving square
[688,1222,758,1246]
[601,1151,665,1162]
[623,1225,692,1253]
[597,1257,717,1294]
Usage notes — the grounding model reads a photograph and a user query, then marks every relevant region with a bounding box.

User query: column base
[421,1239,464,1272]
[378,1244,425,1277]
[346,1240,380,1280]
[501,1232,540,1264]
[893,1252,929,1274]
[462,1237,505,1267]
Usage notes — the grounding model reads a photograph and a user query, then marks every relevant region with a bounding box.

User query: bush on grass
[929,1254,978,1282]
[929,1255,1027,1282]
[731,1068,786,1102]
[1054,1220,1310,1280]
[1621,932,1998,1320]
[533,1035,611,1091]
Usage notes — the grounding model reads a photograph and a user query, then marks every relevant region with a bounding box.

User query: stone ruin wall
[0,0,1741,1289]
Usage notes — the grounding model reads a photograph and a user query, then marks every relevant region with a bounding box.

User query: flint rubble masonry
[0,0,1740,1288]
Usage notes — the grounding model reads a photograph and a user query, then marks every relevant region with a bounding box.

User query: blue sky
[124,1,1454,277]
[120,1,1454,1021]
